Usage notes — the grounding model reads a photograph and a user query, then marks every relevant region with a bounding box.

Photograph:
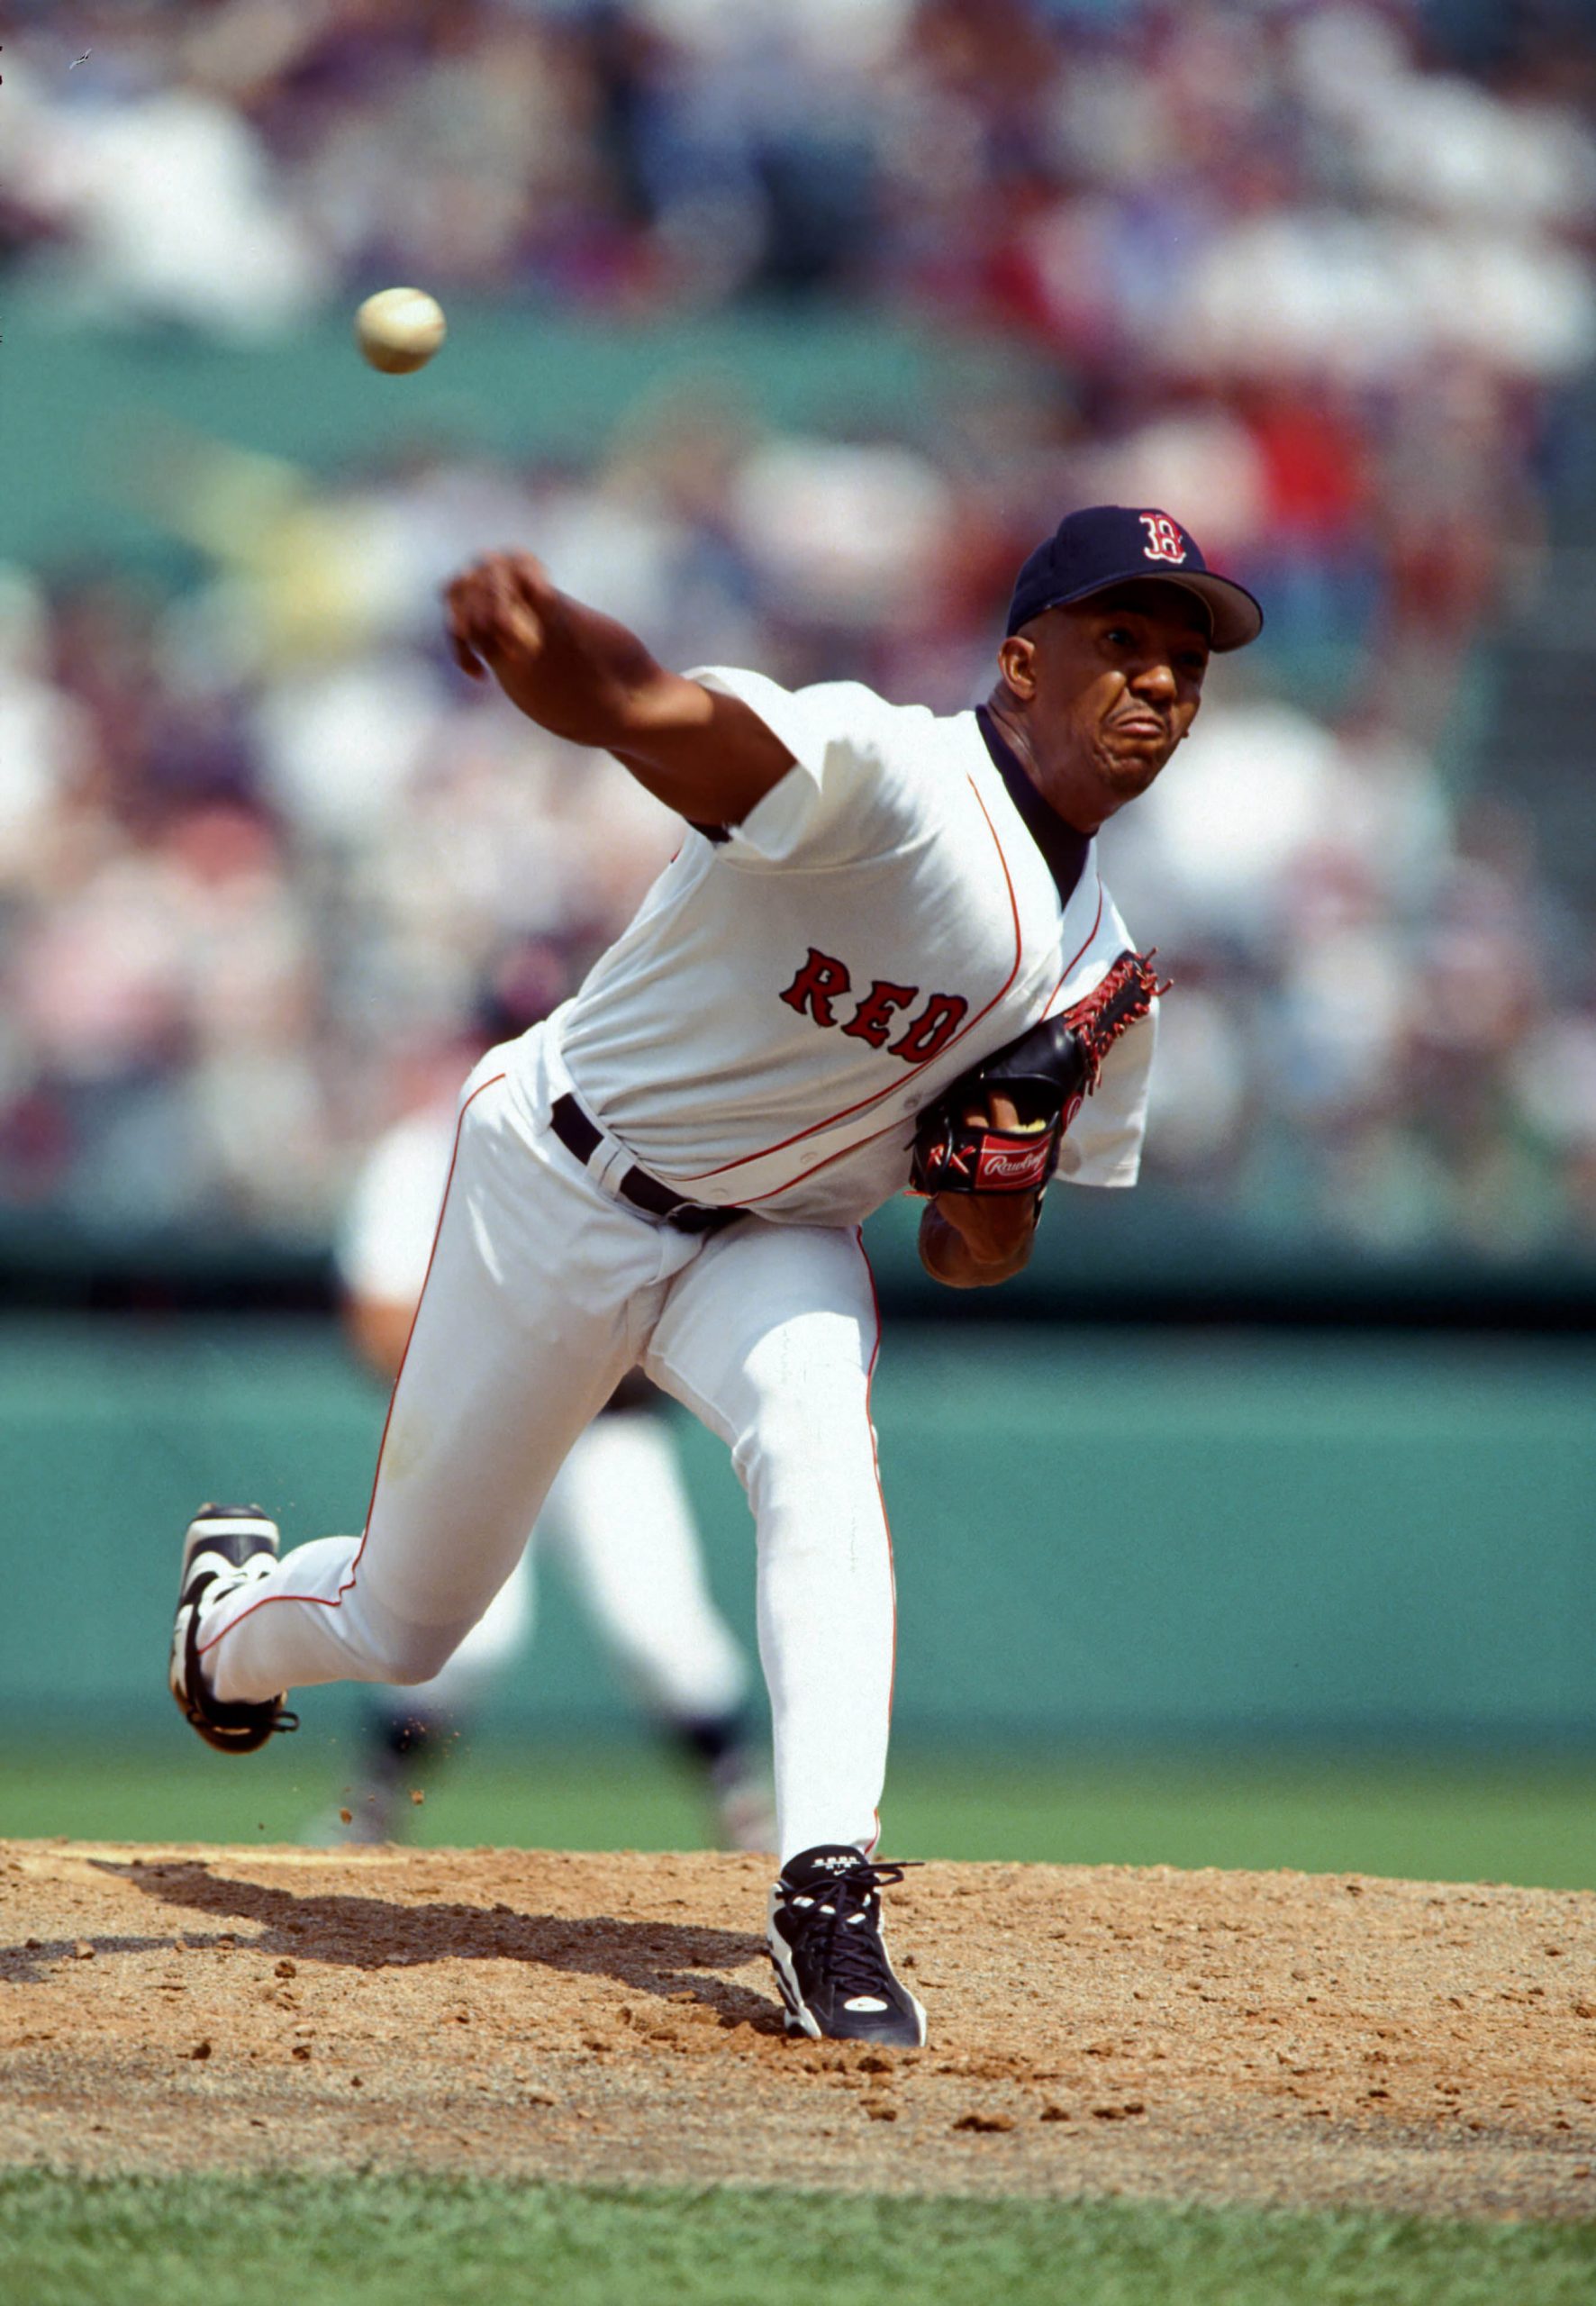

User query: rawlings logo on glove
[975,1139,1056,1189]
[909,949,1167,1198]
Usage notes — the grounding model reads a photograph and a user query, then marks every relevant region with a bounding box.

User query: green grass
[3,1741,1594,1890]
[0,2173,1592,2306]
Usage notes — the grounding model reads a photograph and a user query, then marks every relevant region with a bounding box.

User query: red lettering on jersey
[890,992,969,1064]
[1138,512,1187,565]
[841,979,918,1049]
[779,947,852,1028]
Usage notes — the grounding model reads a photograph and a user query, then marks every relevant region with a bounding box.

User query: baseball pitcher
[169,504,1262,2047]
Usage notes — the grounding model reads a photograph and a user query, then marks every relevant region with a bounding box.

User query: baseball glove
[909,949,1167,1197]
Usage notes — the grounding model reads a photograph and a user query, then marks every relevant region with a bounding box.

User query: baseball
[354,286,447,375]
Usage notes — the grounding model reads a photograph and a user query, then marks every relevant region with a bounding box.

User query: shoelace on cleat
[782,1858,920,2002]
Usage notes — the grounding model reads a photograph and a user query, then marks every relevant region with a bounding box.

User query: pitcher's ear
[997,632,1038,702]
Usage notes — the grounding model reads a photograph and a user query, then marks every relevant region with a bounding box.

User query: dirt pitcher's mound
[1,1843,1592,2220]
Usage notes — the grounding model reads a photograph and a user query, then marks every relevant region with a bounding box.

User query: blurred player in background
[322,954,774,1852]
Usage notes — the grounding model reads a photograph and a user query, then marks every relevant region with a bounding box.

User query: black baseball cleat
[767,1845,928,2047]
[169,1503,297,1754]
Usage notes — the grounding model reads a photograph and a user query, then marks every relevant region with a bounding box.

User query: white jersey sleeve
[335,1104,458,1304]
[1048,891,1156,1191]
[689,667,930,869]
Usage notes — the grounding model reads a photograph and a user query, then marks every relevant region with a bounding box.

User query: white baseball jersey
[515,671,1156,1226]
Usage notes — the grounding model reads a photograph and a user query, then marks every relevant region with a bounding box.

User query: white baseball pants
[197,1038,895,1860]
[367,1407,748,1727]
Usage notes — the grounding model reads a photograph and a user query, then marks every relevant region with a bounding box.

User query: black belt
[549,1094,743,1235]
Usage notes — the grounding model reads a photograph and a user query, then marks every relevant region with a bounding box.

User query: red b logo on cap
[1138,513,1186,564]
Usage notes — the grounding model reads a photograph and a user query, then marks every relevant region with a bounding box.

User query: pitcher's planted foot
[767,1845,927,2047]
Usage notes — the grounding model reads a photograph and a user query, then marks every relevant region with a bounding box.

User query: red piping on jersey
[733,1109,909,1207]
[1045,876,1106,1012]
[197,1071,507,1664]
[673,774,1026,1184]
[857,1225,893,1859]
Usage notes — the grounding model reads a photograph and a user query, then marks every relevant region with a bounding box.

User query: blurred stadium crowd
[2,0,1595,1256]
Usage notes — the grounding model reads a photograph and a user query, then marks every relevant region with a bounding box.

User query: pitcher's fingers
[507,552,550,606]
[485,565,546,659]
[443,582,488,678]
[960,1089,1026,1131]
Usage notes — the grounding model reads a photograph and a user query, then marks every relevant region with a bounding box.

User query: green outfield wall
[0,1313,1590,1750]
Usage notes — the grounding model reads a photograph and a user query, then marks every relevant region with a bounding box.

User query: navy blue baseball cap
[1005,504,1264,652]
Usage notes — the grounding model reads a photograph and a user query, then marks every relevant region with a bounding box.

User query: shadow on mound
[96,1858,783,2030]
[0,1930,231,1984]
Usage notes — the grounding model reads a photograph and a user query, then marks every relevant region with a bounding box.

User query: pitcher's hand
[445,552,549,682]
